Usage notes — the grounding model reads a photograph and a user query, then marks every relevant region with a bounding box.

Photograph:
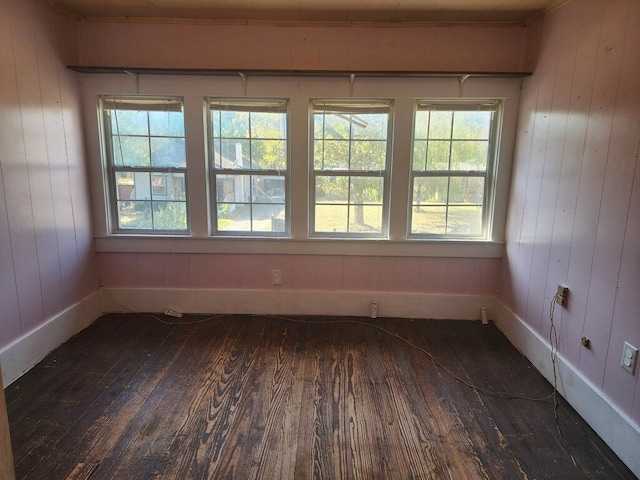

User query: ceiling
[42,0,566,25]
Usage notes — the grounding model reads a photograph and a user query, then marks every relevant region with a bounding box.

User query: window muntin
[102,96,188,233]
[410,102,499,238]
[208,99,288,235]
[311,100,392,237]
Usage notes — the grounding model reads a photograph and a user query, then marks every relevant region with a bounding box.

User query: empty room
[0,0,639,478]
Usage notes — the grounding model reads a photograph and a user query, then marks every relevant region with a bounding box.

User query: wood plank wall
[502,0,640,423]
[0,0,97,350]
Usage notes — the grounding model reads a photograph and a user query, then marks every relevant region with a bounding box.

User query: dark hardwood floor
[5,313,636,479]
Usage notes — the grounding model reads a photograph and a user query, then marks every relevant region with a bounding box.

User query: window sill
[94,235,504,258]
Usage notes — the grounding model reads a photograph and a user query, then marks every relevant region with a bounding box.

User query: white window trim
[309,99,393,238]
[408,100,502,240]
[206,98,290,237]
[82,75,520,258]
[99,95,190,234]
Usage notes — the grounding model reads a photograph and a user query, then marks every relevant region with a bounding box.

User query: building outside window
[310,100,393,237]
[101,96,188,233]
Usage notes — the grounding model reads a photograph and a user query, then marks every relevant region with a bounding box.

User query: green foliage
[212,108,287,171]
[153,202,187,230]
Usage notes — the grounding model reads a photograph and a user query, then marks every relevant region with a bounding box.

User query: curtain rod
[67,65,531,79]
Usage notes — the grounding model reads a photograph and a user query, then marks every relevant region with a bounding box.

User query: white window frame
[207,98,290,237]
[100,95,189,234]
[409,100,501,240]
[82,75,519,258]
[309,99,393,238]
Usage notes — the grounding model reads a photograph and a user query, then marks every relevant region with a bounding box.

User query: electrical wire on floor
[549,293,583,475]
[100,286,556,404]
[101,286,594,476]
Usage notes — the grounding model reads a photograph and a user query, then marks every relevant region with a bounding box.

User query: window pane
[429,111,453,139]
[152,202,187,230]
[251,111,286,139]
[217,203,251,232]
[152,172,186,201]
[216,174,250,203]
[351,141,386,171]
[426,141,450,170]
[117,201,152,229]
[123,171,151,200]
[110,110,148,136]
[452,111,492,140]
[352,113,388,140]
[111,136,150,167]
[315,176,348,204]
[411,206,447,234]
[446,206,483,235]
[317,140,349,170]
[220,110,249,138]
[449,177,485,205]
[315,205,348,232]
[412,141,427,171]
[313,114,325,138]
[253,176,285,204]
[413,177,448,205]
[251,139,286,170]
[451,140,489,171]
[151,174,167,198]
[251,204,286,232]
[149,110,184,137]
[151,137,186,167]
[215,173,286,233]
[319,114,350,139]
[115,171,135,200]
[349,205,382,232]
[414,111,430,139]
[218,139,250,169]
[350,177,383,204]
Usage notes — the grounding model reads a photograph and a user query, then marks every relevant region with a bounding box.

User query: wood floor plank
[242,321,304,479]
[89,319,220,479]
[6,314,637,480]
[383,321,490,480]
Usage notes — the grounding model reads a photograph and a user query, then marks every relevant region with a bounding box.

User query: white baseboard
[0,287,495,387]
[102,287,496,321]
[0,289,107,387]
[494,300,640,477]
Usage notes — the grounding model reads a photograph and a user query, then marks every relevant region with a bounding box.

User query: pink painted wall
[76,22,526,72]
[97,253,500,295]
[502,0,640,422]
[0,0,98,351]
[77,18,517,298]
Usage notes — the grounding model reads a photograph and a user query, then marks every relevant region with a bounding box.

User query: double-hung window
[410,101,500,238]
[208,99,288,235]
[101,96,188,233]
[311,100,392,237]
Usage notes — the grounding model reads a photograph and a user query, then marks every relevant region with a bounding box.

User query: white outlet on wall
[271,269,282,285]
[621,342,638,375]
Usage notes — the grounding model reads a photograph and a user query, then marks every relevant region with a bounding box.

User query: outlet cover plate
[621,342,638,375]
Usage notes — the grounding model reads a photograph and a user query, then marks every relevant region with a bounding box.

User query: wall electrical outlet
[621,342,638,375]
[556,285,569,307]
[271,269,282,285]
[371,300,378,319]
